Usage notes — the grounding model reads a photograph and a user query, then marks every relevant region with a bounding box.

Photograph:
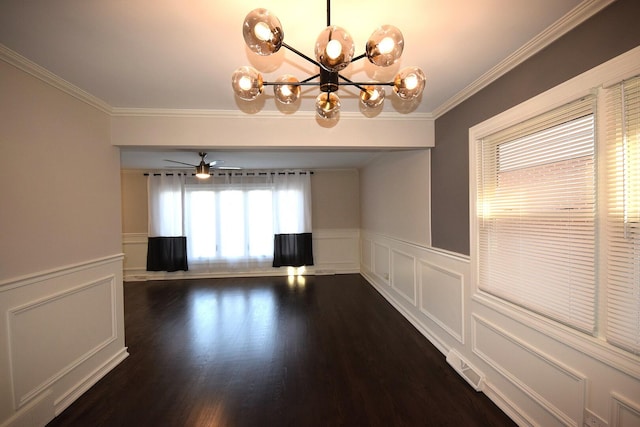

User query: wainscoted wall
[122,228,360,281]
[0,256,127,427]
[360,230,640,427]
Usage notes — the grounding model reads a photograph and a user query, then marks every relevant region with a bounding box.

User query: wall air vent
[446,349,485,392]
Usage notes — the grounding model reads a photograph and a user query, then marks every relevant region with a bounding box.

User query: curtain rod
[143,171,314,176]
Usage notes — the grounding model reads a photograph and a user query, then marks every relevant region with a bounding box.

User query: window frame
[477,105,598,334]
[469,46,640,378]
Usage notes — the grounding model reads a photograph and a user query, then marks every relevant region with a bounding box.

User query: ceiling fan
[164,152,240,179]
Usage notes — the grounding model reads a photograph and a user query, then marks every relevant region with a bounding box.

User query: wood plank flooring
[46,274,516,427]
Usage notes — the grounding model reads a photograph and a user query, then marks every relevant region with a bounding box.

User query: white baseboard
[483,381,535,427]
[361,269,451,357]
[0,391,54,427]
[54,347,129,415]
[361,229,640,427]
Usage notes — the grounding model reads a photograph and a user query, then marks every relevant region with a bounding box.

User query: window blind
[476,96,597,333]
[605,76,640,355]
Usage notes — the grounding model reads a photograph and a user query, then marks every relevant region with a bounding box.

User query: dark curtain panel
[147,237,188,272]
[272,233,314,267]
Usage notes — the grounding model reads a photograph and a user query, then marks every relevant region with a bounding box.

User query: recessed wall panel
[8,277,116,407]
[612,393,640,427]
[361,238,372,271]
[473,316,585,426]
[373,243,390,283]
[314,235,358,266]
[419,261,463,343]
[391,250,416,305]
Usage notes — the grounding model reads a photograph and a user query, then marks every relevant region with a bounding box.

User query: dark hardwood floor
[47,274,516,427]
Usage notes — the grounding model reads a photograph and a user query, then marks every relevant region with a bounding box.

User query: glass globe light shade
[242,8,283,55]
[315,26,354,72]
[231,66,264,101]
[393,66,426,100]
[273,75,301,104]
[315,92,341,119]
[366,25,404,67]
[360,85,385,109]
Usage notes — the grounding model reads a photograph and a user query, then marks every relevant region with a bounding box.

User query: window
[147,170,313,273]
[470,47,640,357]
[476,97,597,333]
[605,76,640,355]
[184,183,274,263]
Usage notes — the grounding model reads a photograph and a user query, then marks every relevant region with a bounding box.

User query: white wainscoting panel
[122,229,360,281]
[360,231,469,357]
[312,229,360,274]
[391,249,416,305]
[612,393,640,427]
[373,243,390,284]
[122,233,148,281]
[0,255,127,427]
[419,261,464,344]
[361,238,372,271]
[472,315,586,427]
[360,230,640,427]
[8,276,116,408]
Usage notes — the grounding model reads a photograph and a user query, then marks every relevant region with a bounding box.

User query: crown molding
[111,108,264,118]
[0,44,434,122]
[111,107,434,121]
[9,0,609,128]
[0,44,112,115]
[432,0,615,119]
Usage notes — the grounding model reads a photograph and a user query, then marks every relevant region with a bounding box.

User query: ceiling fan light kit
[232,0,426,119]
[164,152,243,179]
[195,162,211,179]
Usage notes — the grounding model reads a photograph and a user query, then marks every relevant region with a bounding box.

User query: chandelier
[231,0,426,119]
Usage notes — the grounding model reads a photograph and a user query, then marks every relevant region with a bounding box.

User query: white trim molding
[469,45,640,382]
[360,230,470,357]
[418,260,465,345]
[472,315,587,427]
[0,255,127,427]
[2,0,614,123]
[54,348,129,416]
[7,276,118,409]
[111,107,434,122]
[390,249,417,306]
[433,0,616,118]
[0,254,124,292]
[0,44,111,114]
[611,393,640,427]
[362,223,640,427]
[462,45,640,427]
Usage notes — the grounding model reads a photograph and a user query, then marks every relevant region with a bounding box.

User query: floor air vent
[446,350,485,392]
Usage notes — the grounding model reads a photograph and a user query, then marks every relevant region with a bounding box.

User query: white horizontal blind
[477,97,597,333]
[605,76,640,355]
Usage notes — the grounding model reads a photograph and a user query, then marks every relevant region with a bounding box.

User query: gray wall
[431,0,640,255]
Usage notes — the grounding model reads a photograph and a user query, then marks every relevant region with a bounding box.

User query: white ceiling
[0,0,588,169]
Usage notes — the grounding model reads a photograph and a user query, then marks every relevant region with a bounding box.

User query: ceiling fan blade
[164,159,196,167]
[216,166,242,170]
